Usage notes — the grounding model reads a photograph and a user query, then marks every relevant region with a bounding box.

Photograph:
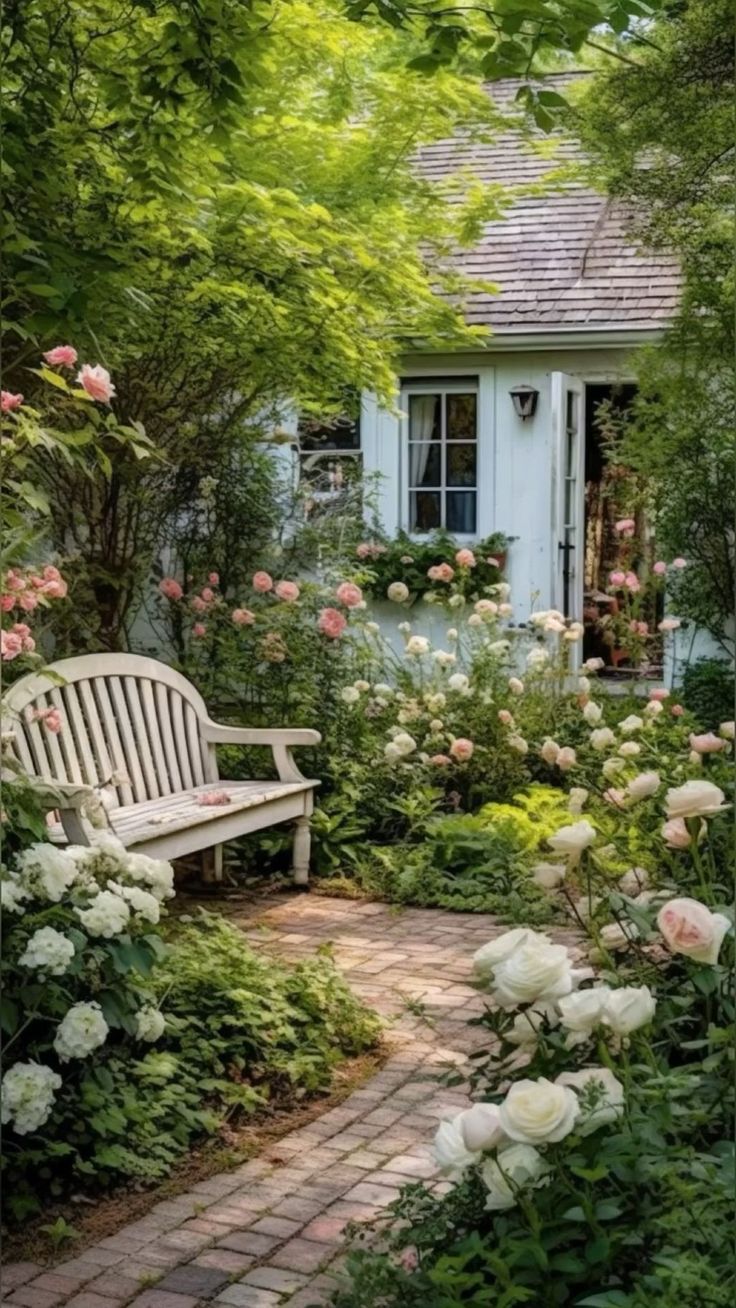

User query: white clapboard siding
[2,653,321,883]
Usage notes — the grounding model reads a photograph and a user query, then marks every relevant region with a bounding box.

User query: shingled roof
[416,72,681,335]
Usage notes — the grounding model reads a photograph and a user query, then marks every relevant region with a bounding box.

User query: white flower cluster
[12,844,78,903]
[1,1061,62,1135]
[53,1001,109,1062]
[18,926,75,976]
[135,1006,166,1042]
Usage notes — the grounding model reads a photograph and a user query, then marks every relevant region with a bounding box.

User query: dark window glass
[410,491,441,531]
[298,413,361,452]
[447,393,477,441]
[409,442,441,487]
[446,492,477,534]
[446,443,477,487]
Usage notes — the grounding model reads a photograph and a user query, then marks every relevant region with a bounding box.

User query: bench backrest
[3,654,218,809]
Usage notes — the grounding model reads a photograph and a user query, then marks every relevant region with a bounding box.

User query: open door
[550,373,585,625]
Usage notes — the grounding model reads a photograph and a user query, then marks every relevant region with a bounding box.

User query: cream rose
[532,862,566,889]
[458,1102,506,1153]
[473,928,549,978]
[619,714,643,734]
[590,727,616,751]
[627,771,661,801]
[656,897,731,965]
[547,820,596,865]
[499,1077,579,1144]
[557,986,611,1047]
[432,1118,478,1176]
[603,986,656,1036]
[481,1144,549,1211]
[490,941,579,1009]
[556,1067,624,1135]
[665,780,728,820]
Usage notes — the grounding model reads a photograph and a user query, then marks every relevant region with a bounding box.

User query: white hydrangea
[75,889,130,938]
[1,876,30,914]
[373,683,393,697]
[433,649,456,667]
[54,1001,109,1061]
[1,1061,62,1135]
[112,882,161,925]
[448,672,470,693]
[135,1006,166,1042]
[393,732,417,757]
[18,926,75,976]
[14,844,78,903]
[125,853,175,902]
[341,686,360,704]
[405,635,430,656]
[526,646,549,670]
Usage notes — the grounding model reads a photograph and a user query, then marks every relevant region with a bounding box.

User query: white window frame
[400,377,480,539]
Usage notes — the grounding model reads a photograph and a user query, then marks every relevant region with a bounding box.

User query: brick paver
[1,897,580,1307]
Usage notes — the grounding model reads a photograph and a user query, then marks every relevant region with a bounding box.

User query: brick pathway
[1,897,578,1308]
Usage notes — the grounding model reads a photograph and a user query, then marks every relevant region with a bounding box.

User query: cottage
[294,73,682,666]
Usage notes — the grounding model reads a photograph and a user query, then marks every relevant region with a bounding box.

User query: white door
[550,373,585,624]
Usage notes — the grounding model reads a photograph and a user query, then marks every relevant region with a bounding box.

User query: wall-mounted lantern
[509,383,540,421]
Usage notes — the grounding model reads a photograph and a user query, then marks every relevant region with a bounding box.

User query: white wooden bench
[3,654,320,884]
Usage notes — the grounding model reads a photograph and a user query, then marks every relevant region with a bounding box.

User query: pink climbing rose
[1,391,24,412]
[450,737,474,763]
[653,561,667,576]
[43,345,78,368]
[159,578,183,601]
[252,571,274,593]
[192,623,207,638]
[232,608,255,626]
[609,570,625,587]
[318,607,347,639]
[335,581,363,608]
[208,572,219,585]
[614,518,636,536]
[1,631,24,660]
[455,548,476,568]
[427,563,454,583]
[275,580,300,602]
[77,364,116,404]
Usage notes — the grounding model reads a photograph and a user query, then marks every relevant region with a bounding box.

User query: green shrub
[681,658,734,730]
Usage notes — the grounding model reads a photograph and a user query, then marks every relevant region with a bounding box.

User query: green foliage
[478,785,575,850]
[361,531,510,601]
[681,658,735,731]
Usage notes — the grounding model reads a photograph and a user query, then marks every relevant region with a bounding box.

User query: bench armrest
[201,720,321,783]
[31,780,99,847]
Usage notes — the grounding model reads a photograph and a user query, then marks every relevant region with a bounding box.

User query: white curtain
[408,395,438,486]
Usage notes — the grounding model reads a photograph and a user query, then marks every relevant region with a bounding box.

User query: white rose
[393,731,417,757]
[1,1061,62,1135]
[508,677,524,695]
[488,639,510,655]
[457,1102,506,1153]
[384,742,402,762]
[540,738,560,765]
[481,1144,549,1211]
[556,1068,624,1135]
[644,699,663,717]
[135,1006,166,1042]
[656,897,732,964]
[54,1001,109,1061]
[603,986,656,1036]
[583,701,603,724]
[626,771,661,801]
[18,926,75,976]
[467,613,483,627]
[590,727,616,751]
[365,621,380,635]
[387,582,409,603]
[405,635,429,656]
[602,756,626,778]
[618,741,641,757]
[491,941,578,1009]
[75,889,130,938]
[447,672,469,692]
[397,622,411,634]
[473,928,550,977]
[557,986,611,1047]
[577,675,591,694]
[353,679,370,692]
[584,657,605,671]
[434,649,456,667]
[341,686,360,704]
[719,721,735,740]
[665,780,728,820]
[373,683,393,697]
[499,1078,579,1144]
[449,593,464,608]
[526,646,549,670]
[432,1117,477,1176]
[599,921,639,951]
[547,820,596,865]
[508,734,529,755]
[619,714,643,734]
[568,787,588,815]
[532,862,566,889]
[446,627,458,641]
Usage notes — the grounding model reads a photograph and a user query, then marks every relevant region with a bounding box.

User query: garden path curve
[2,896,580,1308]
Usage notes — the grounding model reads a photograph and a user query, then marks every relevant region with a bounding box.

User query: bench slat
[156,683,183,793]
[91,678,135,806]
[108,677,148,803]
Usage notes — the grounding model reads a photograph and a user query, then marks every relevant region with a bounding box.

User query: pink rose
[498,709,513,725]
[657,897,731,964]
[659,617,681,633]
[429,754,452,766]
[689,732,726,755]
[614,518,636,536]
[608,570,625,587]
[40,577,67,599]
[43,566,61,582]
[197,790,232,806]
[649,687,669,701]
[191,595,207,613]
[0,595,14,612]
[318,607,347,639]
[672,557,687,569]
[192,623,207,638]
[77,364,115,404]
[232,608,255,626]
[252,571,273,593]
[208,572,219,585]
[1,630,23,660]
[455,548,476,568]
[604,788,627,809]
[652,561,667,576]
[18,592,39,612]
[200,587,215,603]
[43,345,78,368]
[671,704,684,716]
[636,621,648,636]
[624,571,640,593]
[1,391,24,412]
[556,746,577,771]
[661,817,692,849]
[275,580,300,602]
[356,542,372,559]
[335,581,363,608]
[41,708,63,734]
[5,571,25,592]
[427,563,454,583]
[450,737,474,762]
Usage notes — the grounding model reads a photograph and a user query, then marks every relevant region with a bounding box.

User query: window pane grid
[406,388,477,534]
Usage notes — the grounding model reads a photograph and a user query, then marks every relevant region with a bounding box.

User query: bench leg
[292,816,311,887]
[202,845,223,884]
